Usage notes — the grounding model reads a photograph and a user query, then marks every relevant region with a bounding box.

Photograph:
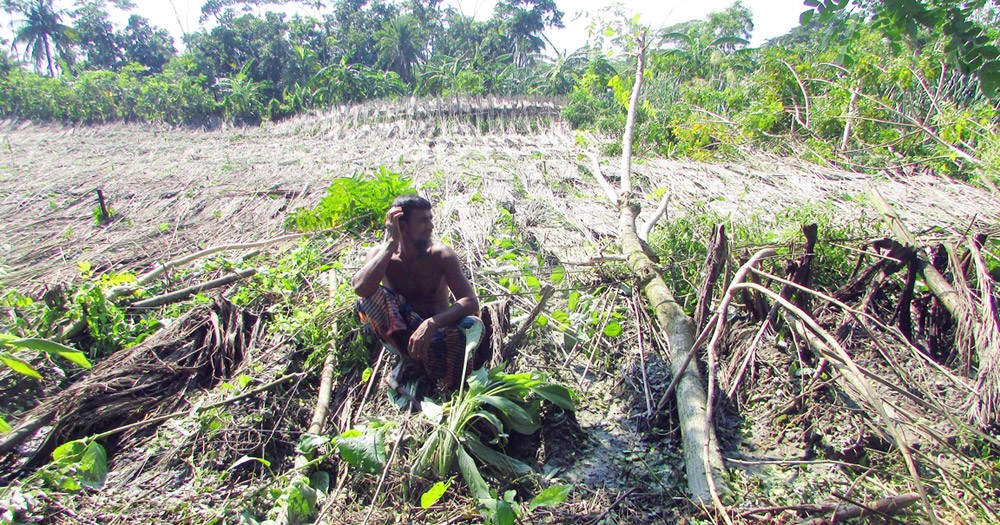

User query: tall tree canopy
[5,0,77,76]
[801,0,1000,97]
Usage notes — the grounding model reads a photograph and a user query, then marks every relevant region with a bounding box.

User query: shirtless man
[352,195,480,391]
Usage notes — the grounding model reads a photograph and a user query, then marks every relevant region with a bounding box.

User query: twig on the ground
[129,268,256,308]
[585,487,636,525]
[501,284,554,360]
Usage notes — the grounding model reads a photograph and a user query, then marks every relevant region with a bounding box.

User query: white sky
[1,0,807,54]
[127,0,805,52]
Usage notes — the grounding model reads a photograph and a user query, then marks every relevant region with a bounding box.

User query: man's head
[392,194,433,250]
[392,194,432,219]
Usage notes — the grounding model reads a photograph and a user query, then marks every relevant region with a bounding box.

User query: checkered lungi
[357,286,481,390]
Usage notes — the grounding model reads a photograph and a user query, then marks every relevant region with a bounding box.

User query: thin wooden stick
[501,285,554,360]
[360,426,406,525]
[583,151,619,204]
[632,295,653,417]
[129,268,257,308]
[639,191,670,242]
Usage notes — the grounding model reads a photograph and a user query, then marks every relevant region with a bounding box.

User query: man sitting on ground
[352,195,481,401]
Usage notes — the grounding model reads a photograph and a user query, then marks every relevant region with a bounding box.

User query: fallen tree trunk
[621,223,727,504]
[798,492,921,525]
[612,30,727,505]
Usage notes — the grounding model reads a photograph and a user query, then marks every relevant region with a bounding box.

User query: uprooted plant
[412,366,575,524]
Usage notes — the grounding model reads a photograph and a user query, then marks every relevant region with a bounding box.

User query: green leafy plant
[0,334,92,379]
[91,204,115,225]
[39,439,108,491]
[285,166,413,233]
[414,366,574,524]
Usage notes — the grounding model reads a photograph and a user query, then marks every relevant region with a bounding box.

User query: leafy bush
[285,166,414,233]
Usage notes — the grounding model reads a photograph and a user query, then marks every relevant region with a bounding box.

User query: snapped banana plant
[414,366,574,523]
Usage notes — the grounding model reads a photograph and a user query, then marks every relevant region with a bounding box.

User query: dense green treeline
[1,0,999,181]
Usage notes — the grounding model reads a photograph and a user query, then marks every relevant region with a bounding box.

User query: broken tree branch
[129,268,257,309]
[693,225,728,330]
[502,284,554,361]
[584,151,619,204]
[639,191,670,242]
[798,492,921,525]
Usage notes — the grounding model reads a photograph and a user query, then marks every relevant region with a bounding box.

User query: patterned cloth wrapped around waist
[357,286,481,390]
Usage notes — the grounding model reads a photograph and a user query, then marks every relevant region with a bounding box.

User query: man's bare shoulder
[428,242,458,260]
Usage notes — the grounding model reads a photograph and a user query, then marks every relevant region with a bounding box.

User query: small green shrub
[285,166,413,233]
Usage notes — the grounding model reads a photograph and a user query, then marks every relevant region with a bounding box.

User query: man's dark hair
[392,194,431,221]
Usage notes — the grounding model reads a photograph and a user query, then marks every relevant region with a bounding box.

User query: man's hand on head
[385,206,404,251]
[408,317,437,362]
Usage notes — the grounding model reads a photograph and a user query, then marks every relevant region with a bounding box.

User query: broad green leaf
[551,310,570,326]
[49,439,107,490]
[361,367,373,383]
[550,266,565,284]
[525,276,540,290]
[421,400,444,423]
[80,441,108,488]
[420,480,450,509]
[286,476,317,521]
[467,367,489,392]
[463,437,532,478]
[0,415,10,434]
[236,374,254,389]
[531,383,575,411]
[310,471,331,494]
[297,433,329,455]
[980,60,1000,98]
[9,338,92,369]
[335,427,386,474]
[567,291,580,311]
[480,396,540,435]
[474,410,506,436]
[529,484,572,509]
[495,498,517,525]
[602,321,623,338]
[534,314,549,327]
[52,439,87,461]
[456,445,490,500]
[1,355,42,379]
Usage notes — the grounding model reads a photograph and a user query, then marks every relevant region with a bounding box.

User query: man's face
[401,208,433,249]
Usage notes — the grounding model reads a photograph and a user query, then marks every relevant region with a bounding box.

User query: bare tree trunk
[615,31,727,505]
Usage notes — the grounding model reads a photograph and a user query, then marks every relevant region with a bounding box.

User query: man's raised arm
[352,206,403,297]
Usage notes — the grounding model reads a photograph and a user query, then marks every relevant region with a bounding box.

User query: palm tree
[9,0,76,76]
[375,15,425,85]
[658,30,748,82]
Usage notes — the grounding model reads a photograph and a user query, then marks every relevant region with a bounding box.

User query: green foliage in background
[285,166,413,233]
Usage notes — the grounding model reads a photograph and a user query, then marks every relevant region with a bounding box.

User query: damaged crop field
[1,98,999,524]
